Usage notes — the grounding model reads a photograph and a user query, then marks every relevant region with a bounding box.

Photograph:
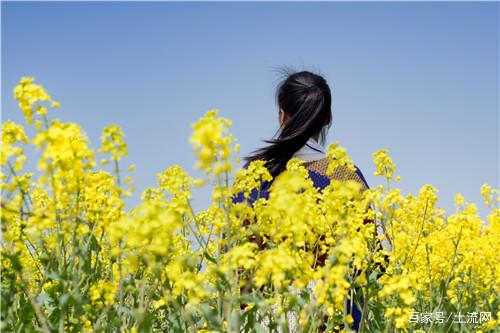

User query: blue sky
[2,2,498,216]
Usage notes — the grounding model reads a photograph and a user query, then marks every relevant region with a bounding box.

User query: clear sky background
[2,2,499,217]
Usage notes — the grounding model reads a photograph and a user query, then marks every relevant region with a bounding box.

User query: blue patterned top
[233,157,369,205]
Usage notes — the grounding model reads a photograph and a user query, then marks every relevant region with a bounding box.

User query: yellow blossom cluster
[189,109,236,175]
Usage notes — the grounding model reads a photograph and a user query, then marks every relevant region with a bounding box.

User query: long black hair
[245,70,332,177]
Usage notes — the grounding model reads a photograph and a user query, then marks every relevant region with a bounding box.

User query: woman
[235,69,369,201]
[233,70,371,330]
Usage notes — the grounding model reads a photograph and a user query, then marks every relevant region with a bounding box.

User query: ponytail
[245,70,332,177]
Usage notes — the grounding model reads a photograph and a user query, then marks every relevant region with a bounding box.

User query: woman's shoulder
[303,157,369,190]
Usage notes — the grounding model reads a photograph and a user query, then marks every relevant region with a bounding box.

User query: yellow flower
[189,109,235,174]
[13,77,52,124]
[99,125,128,161]
[373,149,397,180]
[480,183,496,205]
[326,142,356,175]
[89,279,118,307]
[232,159,272,199]
[1,121,29,169]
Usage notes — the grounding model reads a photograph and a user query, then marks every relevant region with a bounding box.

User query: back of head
[246,70,332,177]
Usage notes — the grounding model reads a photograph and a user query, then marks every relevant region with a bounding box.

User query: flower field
[1,78,499,332]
